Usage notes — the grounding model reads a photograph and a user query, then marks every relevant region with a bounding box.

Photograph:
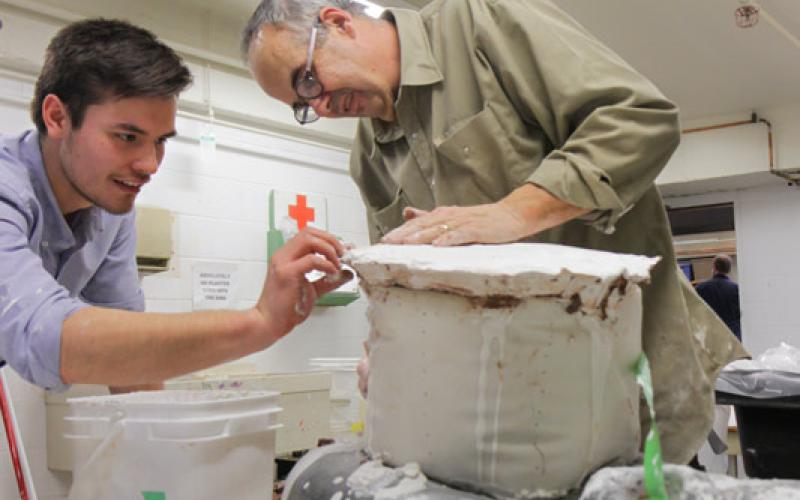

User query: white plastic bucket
[308,357,363,439]
[308,357,359,399]
[65,390,282,500]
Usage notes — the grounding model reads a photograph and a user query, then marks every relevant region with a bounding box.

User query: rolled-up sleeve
[0,189,87,390]
[480,0,681,234]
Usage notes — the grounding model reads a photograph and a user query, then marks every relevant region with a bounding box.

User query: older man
[242,0,746,464]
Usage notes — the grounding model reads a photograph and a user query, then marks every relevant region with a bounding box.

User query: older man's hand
[381,203,530,246]
[381,183,589,246]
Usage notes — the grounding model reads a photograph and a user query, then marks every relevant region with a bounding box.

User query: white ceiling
[206,0,800,122]
[553,0,800,121]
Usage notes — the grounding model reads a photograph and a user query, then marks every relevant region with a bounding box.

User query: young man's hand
[253,228,353,344]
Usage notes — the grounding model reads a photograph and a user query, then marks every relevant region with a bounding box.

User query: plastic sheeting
[716,342,800,398]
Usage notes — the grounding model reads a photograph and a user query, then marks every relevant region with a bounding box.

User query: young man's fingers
[293,253,340,279]
[293,282,318,319]
[279,231,343,269]
[298,227,346,255]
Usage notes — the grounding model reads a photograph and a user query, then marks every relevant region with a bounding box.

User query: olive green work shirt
[349,0,747,464]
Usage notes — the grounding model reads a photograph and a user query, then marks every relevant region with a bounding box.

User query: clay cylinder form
[345,243,659,497]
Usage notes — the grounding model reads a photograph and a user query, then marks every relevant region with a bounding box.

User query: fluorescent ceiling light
[355,0,385,18]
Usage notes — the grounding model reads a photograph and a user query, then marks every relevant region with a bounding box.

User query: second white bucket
[308,357,363,439]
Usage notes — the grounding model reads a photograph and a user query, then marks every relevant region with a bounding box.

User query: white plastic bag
[716,342,800,398]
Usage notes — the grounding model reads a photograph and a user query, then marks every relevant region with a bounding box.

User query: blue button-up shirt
[0,131,144,390]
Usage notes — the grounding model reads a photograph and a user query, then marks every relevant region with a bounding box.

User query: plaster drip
[475,307,511,484]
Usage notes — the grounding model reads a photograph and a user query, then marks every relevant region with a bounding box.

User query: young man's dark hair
[31,18,193,134]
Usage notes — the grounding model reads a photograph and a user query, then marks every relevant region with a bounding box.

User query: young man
[242,0,746,464]
[0,19,351,393]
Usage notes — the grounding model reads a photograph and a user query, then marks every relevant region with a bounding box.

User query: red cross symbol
[288,194,315,230]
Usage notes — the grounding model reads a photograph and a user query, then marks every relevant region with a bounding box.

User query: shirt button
[42,241,49,248]
[431,179,436,189]
[463,146,470,156]
[411,132,418,140]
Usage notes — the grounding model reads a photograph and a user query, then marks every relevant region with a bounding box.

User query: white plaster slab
[345,243,659,318]
[346,244,658,284]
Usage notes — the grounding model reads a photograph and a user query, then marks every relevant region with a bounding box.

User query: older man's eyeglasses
[293,18,323,125]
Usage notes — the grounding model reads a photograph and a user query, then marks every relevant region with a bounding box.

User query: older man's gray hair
[241,0,368,59]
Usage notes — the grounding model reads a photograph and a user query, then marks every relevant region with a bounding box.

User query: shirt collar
[384,8,444,88]
[20,131,106,250]
[371,8,443,144]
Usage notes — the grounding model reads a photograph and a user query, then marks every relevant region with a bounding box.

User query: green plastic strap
[141,492,166,500]
[634,354,669,500]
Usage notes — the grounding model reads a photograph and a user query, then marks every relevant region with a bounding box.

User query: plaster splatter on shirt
[1,296,20,317]
[693,325,708,347]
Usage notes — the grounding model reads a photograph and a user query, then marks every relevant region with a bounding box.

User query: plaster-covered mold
[345,244,659,497]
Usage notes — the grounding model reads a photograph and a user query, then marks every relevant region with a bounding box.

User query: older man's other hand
[381,184,588,246]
